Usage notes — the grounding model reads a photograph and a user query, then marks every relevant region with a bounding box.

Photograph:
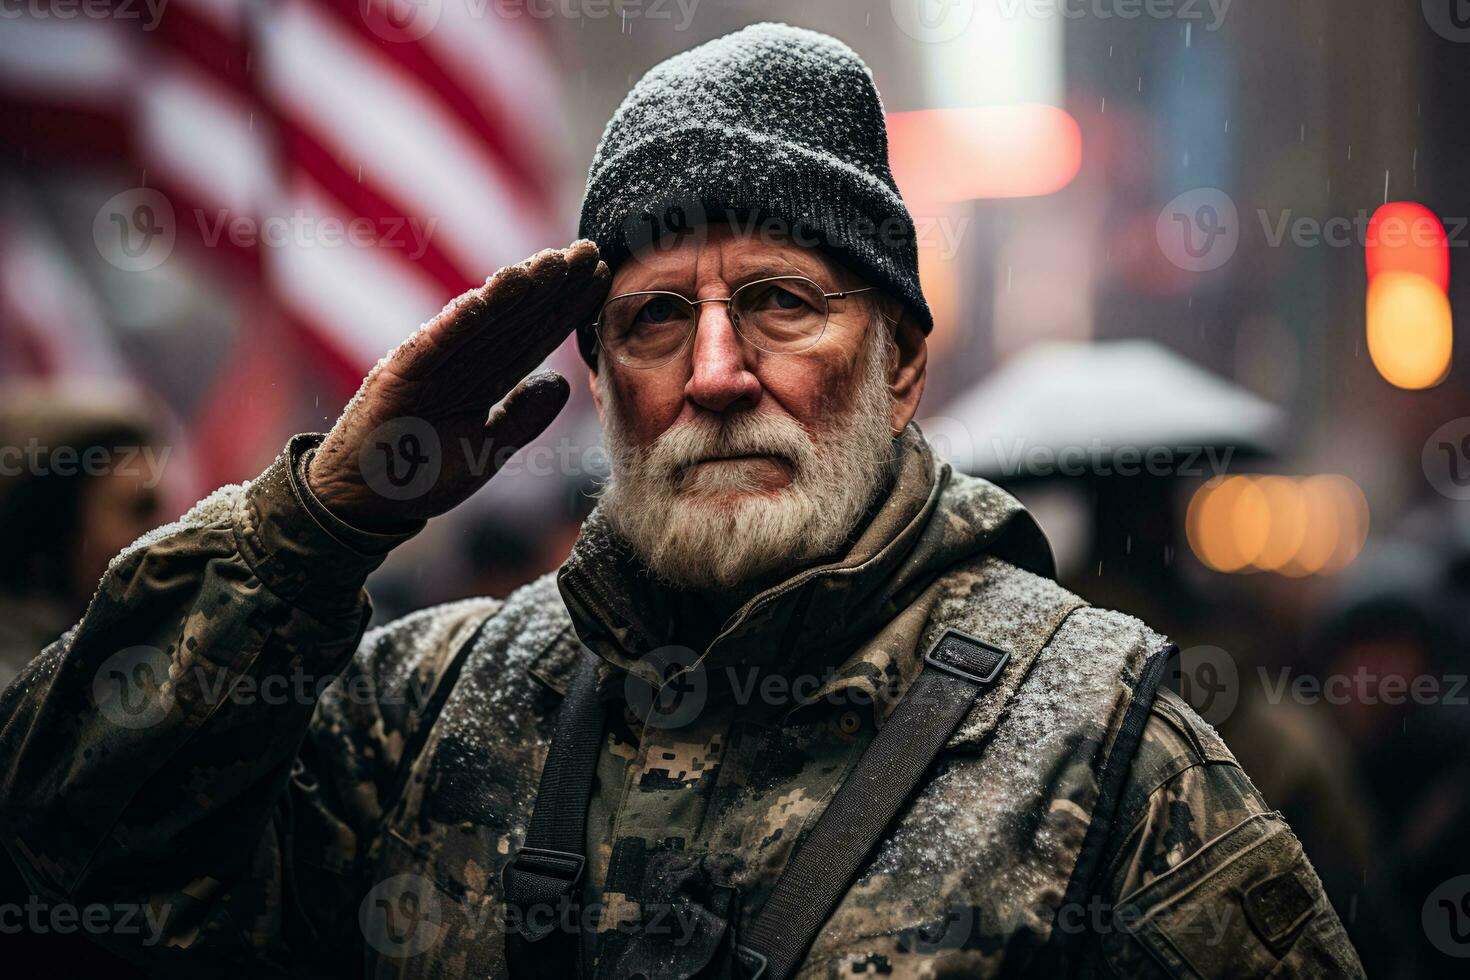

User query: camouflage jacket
[0,428,1363,978]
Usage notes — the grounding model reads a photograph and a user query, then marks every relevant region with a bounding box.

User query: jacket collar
[549,425,1054,699]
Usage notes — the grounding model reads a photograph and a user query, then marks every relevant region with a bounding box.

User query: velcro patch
[924,629,1011,685]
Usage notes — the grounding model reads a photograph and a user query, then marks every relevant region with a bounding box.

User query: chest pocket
[589,850,743,980]
[1102,813,1327,979]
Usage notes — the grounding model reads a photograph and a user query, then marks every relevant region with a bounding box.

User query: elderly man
[1,23,1359,980]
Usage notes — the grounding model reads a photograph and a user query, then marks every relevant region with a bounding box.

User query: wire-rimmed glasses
[592,275,874,369]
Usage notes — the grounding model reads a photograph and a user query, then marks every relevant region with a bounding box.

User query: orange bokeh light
[886,106,1083,206]
[1365,271,1454,389]
[1188,475,1368,577]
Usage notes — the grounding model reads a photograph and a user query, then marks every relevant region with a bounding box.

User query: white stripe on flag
[136,64,275,217]
[260,0,550,278]
[0,16,136,98]
[266,179,448,366]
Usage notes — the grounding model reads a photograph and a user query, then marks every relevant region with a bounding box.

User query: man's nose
[684,302,761,413]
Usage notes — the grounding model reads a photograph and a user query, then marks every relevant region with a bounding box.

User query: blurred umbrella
[933,340,1286,632]
[936,339,1286,481]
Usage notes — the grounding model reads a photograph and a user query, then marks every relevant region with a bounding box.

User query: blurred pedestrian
[0,385,164,687]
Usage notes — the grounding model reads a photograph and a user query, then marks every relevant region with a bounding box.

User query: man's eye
[771,288,804,310]
[637,297,679,323]
[749,285,810,312]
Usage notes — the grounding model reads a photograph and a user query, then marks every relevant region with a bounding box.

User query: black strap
[734,629,1012,980]
[503,649,606,978]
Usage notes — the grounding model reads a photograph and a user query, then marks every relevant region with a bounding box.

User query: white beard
[597,321,897,592]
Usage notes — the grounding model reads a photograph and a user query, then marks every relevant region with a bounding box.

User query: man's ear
[887,304,927,434]
[588,366,606,426]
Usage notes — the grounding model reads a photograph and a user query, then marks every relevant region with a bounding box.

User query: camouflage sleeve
[1088,687,1366,978]
[0,433,476,975]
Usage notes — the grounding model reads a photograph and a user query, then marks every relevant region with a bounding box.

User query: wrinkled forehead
[608,224,858,294]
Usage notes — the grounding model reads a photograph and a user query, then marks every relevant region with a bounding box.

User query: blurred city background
[3,0,1470,974]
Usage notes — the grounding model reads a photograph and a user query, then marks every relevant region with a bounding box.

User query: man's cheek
[763,361,851,425]
[616,378,685,445]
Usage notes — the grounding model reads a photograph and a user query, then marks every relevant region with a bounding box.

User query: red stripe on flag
[148,2,257,101]
[279,120,477,297]
[311,0,554,209]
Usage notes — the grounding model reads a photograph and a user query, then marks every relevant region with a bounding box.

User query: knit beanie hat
[575,22,931,367]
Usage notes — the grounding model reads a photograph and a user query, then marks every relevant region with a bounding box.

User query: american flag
[0,0,565,479]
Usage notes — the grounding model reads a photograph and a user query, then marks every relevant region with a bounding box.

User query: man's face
[70,467,160,604]
[590,226,926,591]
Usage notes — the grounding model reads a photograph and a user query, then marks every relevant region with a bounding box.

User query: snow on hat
[575,22,931,367]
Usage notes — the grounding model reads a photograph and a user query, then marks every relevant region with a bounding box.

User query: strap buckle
[503,846,586,890]
[923,628,1011,686]
[733,944,769,980]
[502,847,587,944]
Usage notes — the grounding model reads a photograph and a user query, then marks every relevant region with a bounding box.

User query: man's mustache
[649,413,814,484]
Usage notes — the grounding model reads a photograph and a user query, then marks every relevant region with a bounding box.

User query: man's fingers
[441,247,568,346]
[457,249,609,390]
[480,371,572,477]
[562,238,602,280]
[392,242,599,381]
